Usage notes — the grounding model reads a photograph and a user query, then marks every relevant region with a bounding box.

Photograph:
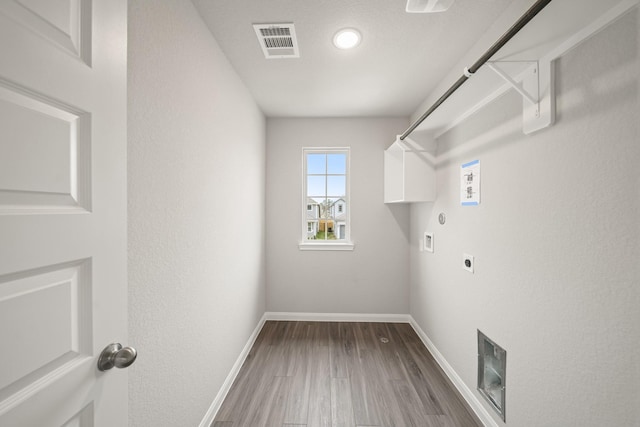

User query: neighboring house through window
[301,148,353,250]
[306,198,320,238]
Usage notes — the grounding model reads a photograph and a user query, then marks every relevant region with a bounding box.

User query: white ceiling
[192,0,518,118]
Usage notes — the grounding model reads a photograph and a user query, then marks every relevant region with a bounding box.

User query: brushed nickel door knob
[98,343,137,371]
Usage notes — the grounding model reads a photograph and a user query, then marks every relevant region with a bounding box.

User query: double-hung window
[300,148,353,250]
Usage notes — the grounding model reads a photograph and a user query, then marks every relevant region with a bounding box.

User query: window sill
[298,242,355,251]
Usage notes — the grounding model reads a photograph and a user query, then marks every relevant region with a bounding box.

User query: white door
[0,1,128,426]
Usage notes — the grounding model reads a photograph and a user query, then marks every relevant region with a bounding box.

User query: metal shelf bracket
[487,60,555,134]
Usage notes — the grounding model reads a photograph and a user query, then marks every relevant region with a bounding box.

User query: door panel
[0,260,92,398]
[0,79,90,213]
[0,0,91,63]
[0,1,127,426]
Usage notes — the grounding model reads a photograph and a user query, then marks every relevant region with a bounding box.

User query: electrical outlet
[423,232,433,252]
[463,253,474,273]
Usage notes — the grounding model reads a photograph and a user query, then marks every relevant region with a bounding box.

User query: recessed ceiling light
[333,28,361,49]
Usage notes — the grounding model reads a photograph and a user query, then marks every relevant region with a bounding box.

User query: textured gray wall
[410,8,639,426]
[266,117,411,315]
[127,1,266,425]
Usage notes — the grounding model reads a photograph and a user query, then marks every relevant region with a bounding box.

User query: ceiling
[192,0,518,118]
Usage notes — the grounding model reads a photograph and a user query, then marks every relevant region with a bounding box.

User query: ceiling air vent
[253,23,300,59]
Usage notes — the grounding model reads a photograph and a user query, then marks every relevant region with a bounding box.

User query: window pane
[307,154,326,174]
[307,176,325,197]
[302,148,349,244]
[327,176,345,197]
[327,153,346,174]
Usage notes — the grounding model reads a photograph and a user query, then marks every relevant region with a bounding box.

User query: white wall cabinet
[384,138,435,203]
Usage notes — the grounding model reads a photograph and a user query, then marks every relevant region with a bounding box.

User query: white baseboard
[408,318,499,427]
[199,312,497,427]
[198,313,267,427]
[264,311,412,323]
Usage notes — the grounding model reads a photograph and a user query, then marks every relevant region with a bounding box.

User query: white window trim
[298,242,354,251]
[299,147,354,251]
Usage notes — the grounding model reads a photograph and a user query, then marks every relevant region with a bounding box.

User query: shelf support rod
[486,61,539,106]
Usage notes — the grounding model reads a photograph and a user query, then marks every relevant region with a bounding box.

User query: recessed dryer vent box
[477,330,507,421]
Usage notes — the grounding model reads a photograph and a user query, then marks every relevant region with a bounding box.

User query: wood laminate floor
[212,321,483,427]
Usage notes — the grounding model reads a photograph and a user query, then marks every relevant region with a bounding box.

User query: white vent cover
[253,23,300,59]
[406,0,455,13]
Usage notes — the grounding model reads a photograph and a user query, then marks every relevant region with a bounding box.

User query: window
[300,148,353,250]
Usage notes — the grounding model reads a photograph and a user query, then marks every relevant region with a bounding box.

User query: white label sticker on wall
[461,160,480,206]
